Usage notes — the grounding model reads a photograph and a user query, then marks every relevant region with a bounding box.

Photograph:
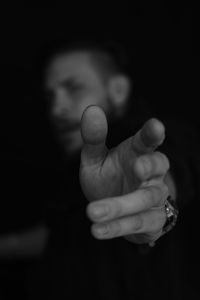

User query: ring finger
[91,207,166,240]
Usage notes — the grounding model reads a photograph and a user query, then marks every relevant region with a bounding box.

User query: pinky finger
[91,208,166,240]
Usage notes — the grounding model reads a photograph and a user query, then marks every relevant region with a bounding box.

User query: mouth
[54,121,80,138]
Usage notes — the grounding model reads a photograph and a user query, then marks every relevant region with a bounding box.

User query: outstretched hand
[79,105,169,244]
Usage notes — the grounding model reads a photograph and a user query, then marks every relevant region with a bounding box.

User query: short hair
[36,38,133,85]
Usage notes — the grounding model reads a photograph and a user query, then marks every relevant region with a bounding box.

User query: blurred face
[45,51,111,154]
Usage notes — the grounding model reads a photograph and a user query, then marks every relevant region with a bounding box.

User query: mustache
[52,118,81,133]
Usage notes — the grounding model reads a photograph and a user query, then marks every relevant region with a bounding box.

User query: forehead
[46,52,101,87]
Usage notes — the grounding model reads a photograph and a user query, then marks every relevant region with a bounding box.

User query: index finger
[132,118,165,154]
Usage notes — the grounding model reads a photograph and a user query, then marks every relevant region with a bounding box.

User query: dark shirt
[28,112,200,299]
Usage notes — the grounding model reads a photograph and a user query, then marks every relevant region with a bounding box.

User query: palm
[79,106,164,203]
[79,106,168,244]
[80,138,140,201]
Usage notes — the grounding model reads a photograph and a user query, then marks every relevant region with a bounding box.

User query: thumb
[80,105,108,166]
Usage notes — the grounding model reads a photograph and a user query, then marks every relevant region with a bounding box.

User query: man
[1,40,197,299]
[31,40,200,300]
[43,40,176,246]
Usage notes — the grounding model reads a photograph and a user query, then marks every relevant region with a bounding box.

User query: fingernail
[91,204,108,220]
[94,224,109,236]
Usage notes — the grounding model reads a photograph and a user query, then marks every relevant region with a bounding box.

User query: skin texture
[80,105,169,244]
[46,51,174,245]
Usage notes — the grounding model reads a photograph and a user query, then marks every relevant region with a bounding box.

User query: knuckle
[140,156,151,176]
[114,199,123,218]
[132,215,143,232]
[135,155,153,179]
[153,184,169,206]
[163,183,169,197]
[148,211,164,233]
[142,184,168,209]
[155,151,170,171]
[160,183,169,204]
[111,221,122,237]
[145,186,160,206]
[141,188,152,208]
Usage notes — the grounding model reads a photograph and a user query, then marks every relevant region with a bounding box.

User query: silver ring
[148,196,179,247]
[162,195,179,235]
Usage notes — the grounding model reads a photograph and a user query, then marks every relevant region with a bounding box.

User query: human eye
[66,82,86,98]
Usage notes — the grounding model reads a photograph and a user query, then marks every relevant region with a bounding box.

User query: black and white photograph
[0,3,197,299]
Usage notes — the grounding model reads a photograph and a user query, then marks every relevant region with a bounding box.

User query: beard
[53,117,80,135]
[50,117,82,156]
[49,98,118,153]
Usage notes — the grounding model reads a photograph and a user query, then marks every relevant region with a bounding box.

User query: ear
[108,75,131,110]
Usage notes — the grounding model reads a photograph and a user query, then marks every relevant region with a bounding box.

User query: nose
[51,88,71,118]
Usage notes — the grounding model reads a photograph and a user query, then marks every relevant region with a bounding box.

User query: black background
[0,2,196,231]
[0,1,199,230]
[0,3,198,300]
[0,2,196,229]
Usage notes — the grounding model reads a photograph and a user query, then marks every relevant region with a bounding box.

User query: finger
[87,184,169,223]
[80,105,108,166]
[132,118,165,154]
[91,208,166,239]
[134,151,170,181]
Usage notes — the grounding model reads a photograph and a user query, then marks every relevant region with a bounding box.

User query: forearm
[0,225,49,260]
